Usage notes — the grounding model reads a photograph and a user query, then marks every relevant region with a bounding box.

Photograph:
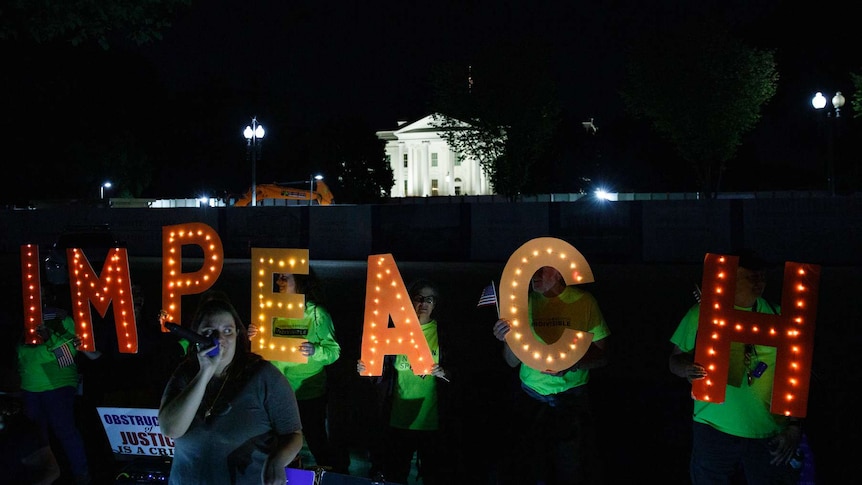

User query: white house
[376,115,494,197]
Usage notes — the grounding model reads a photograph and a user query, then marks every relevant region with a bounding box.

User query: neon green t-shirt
[268,302,341,400]
[670,298,790,438]
[389,321,440,431]
[519,286,611,396]
[17,315,80,392]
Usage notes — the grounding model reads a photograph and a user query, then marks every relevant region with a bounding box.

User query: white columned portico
[376,115,494,198]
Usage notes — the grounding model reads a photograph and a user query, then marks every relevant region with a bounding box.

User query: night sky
[2,0,859,202]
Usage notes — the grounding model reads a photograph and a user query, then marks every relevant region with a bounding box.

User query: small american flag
[477,281,498,308]
[52,342,75,369]
[42,307,68,322]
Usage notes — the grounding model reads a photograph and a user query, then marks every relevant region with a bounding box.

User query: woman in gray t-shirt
[159,293,303,485]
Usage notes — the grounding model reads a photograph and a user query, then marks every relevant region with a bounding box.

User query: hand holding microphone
[164,321,219,356]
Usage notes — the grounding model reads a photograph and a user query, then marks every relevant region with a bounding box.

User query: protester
[356,278,453,485]
[248,269,348,473]
[159,292,303,485]
[492,266,611,485]
[16,283,100,485]
[669,250,803,484]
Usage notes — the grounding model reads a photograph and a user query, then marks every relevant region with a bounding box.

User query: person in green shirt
[492,266,611,485]
[669,250,803,484]
[356,278,453,485]
[249,269,347,473]
[17,284,101,485]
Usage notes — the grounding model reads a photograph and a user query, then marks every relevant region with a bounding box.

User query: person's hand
[195,339,223,374]
[493,319,512,341]
[262,458,288,485]
[298,342,315,357]
[769,424,802,466]
[356,360,367,375]
[430,363,448,381]
[247,323,259,338]
[35,324,52,342]
[684,363,708,383]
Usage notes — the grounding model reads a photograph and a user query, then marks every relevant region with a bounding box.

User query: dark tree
[430,40,563,199]
[0,0,190,49]
[308,118,394,204]
[851,72,862,119]
[621,19,778,198]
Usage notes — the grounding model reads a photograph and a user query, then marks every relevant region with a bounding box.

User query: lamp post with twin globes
[244,117,265,206]
[811,91,845,196]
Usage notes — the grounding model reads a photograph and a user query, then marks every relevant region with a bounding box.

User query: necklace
[204,372,230,419]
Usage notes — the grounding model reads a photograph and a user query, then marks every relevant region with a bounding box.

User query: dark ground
[2,256,857,484]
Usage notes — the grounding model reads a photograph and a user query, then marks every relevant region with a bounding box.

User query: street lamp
[244,117,265,206]
[811,91,845,196]
[309,174,323,206]
[100,181,112,200]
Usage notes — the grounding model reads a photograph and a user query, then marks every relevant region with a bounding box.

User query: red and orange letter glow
[20,244,44,345]
[19,224,821,417]
[250,248,310,363]
[359,254,434,376]
[499,237,595,373]
[68,247,137,352]
[161,223,224,331]
[693,253,820,417]
[20,244,138,353]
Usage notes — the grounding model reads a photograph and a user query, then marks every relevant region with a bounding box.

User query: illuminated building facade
[376,115,493,197]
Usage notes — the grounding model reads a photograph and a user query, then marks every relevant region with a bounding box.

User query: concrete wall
[2,197,860,266]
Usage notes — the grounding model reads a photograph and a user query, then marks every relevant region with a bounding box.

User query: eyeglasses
[744,344,768,386]
[412,295,436,304]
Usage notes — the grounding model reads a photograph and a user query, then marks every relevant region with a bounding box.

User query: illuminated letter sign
[693,253,819,417]
[161,223,224,328]
[250,248,309,363]
[359,254,434,376]
[499,237,595,373]
[20,245,44,345]
[67,247,138,353]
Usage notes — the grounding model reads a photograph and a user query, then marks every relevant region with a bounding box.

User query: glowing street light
[594,188,617,201]
[811,91,845,196]
[244,117,265,206]
[309,174,323,206]
[100,181,112,200]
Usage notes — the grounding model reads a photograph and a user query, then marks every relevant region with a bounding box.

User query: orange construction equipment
[234,180,334,206]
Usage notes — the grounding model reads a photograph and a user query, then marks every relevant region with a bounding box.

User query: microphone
[164,322,219,356]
